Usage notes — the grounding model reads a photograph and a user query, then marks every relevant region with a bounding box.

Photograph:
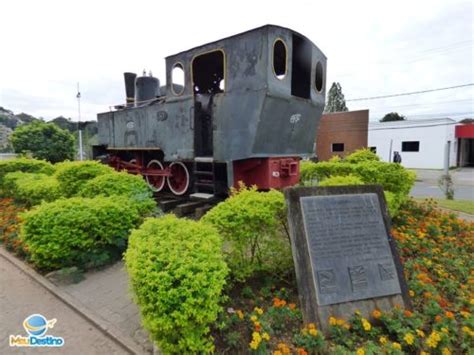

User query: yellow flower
[309,328,318,336]
[379,336,388,345]
[308,323,316,330]
[420,352,429,355]
[254,307,264,315]
[273,352,283,355]
[262,332,270,341]
[329,316,337,326]
[441,327,448,334]
[442,348,452,355]
[249,331,262,349]
[392,342,401,350]
[409,290,415,297]
[403,333,415,345]
[236,310,244,320]
[460,311,470,319]
[253,332,262,340]
[356,348,365,355]
[361,318,371,331]
[336,319,346,326]
[250,315,257,322]
[416,329,425,338]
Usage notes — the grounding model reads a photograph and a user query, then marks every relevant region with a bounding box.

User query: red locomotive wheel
[167,162,190,196]
[145,160,165,192]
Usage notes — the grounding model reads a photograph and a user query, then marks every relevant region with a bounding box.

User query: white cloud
[0,0,472,121]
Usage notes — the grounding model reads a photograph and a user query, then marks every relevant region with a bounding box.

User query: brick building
[315,110,369,161]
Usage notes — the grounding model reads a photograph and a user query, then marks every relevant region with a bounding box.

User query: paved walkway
[411,168,474,200]
[0,255,128,355]
[58,262,153,354]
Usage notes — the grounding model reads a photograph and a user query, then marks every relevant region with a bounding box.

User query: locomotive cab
[94,25,326,197]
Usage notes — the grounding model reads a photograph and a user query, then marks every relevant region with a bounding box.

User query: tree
[324,82,349,113]
[380,112,406,122]
[11,121,75,163]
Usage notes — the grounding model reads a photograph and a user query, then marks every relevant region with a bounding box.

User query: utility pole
[76,83,84,161]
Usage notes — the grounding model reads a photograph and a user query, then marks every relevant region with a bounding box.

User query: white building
[368,118,457,169]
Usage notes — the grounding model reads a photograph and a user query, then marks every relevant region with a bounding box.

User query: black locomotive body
[93,25,326,197]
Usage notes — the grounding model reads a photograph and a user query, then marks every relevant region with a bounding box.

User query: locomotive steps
[154,192,222,219]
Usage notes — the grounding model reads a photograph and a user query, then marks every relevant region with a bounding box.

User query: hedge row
[300,149,416,216]
[0,158,54,191]
[0,158,157,272]
[3,172,61,207]
[21,196,141,270]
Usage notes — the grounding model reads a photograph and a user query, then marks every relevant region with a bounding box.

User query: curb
[0,247,146,355]
[437,207,474,222]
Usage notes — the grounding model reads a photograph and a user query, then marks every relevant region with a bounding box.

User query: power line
[346,83,474,102]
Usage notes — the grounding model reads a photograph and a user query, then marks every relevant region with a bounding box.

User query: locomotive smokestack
[124,72,137,107]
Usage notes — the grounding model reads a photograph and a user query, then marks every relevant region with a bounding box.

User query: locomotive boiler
[93,25,326,197]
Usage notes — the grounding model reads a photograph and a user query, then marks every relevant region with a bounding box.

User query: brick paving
[0,256,128,355]
[59,262,153,354]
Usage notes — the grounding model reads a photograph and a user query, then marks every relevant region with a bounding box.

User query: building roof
[369,118,457,130]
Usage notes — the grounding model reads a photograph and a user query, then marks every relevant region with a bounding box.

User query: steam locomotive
[93,25,326,197]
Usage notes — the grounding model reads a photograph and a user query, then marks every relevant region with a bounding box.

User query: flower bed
[212,199,474,354]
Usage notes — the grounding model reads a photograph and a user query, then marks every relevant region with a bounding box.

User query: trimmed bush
[3,172,61,206]
[0,158,54,191]
[125,215,228,354]
[319,174,364,187]
[202,185,292,281]
[54,160,114,197]
[20,196,140,270]
[300,160,355,182]
[79,171,156,215]
[344,148,380,164]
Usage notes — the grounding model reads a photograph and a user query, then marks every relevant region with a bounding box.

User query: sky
[0,0,473,122]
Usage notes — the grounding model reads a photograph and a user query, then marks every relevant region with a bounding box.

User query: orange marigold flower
[445,311,454,319]
[404,310,413,317]
[435,315,442,322]
[289,303,296,310]
[297,348,308,355]
[372,309,382,319]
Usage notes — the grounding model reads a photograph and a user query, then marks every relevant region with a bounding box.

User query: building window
[273,39,287,80]
[332,143,344,152]
[401,141,420,152]
[369,146,377,153]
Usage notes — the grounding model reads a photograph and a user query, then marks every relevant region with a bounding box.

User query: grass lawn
[415,197,474,215]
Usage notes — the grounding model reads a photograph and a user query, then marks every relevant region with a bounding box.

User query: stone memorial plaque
[284,185,410,330]
[300,193,401,306]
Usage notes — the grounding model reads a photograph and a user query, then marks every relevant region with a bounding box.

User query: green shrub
[79,171,156,215]
[54,160,114,197]
[20,196,140,270]
[345,148,380,163]
[353,161,416,196]
[319,174,364,187]
[384,191,403,217]
[202,185,292,281]
[300,159,415,217]
[0,158,54,191]
[125,215,228,354]
[3,172,61,206]
[11,121,75,163]
[300,161,355,182]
